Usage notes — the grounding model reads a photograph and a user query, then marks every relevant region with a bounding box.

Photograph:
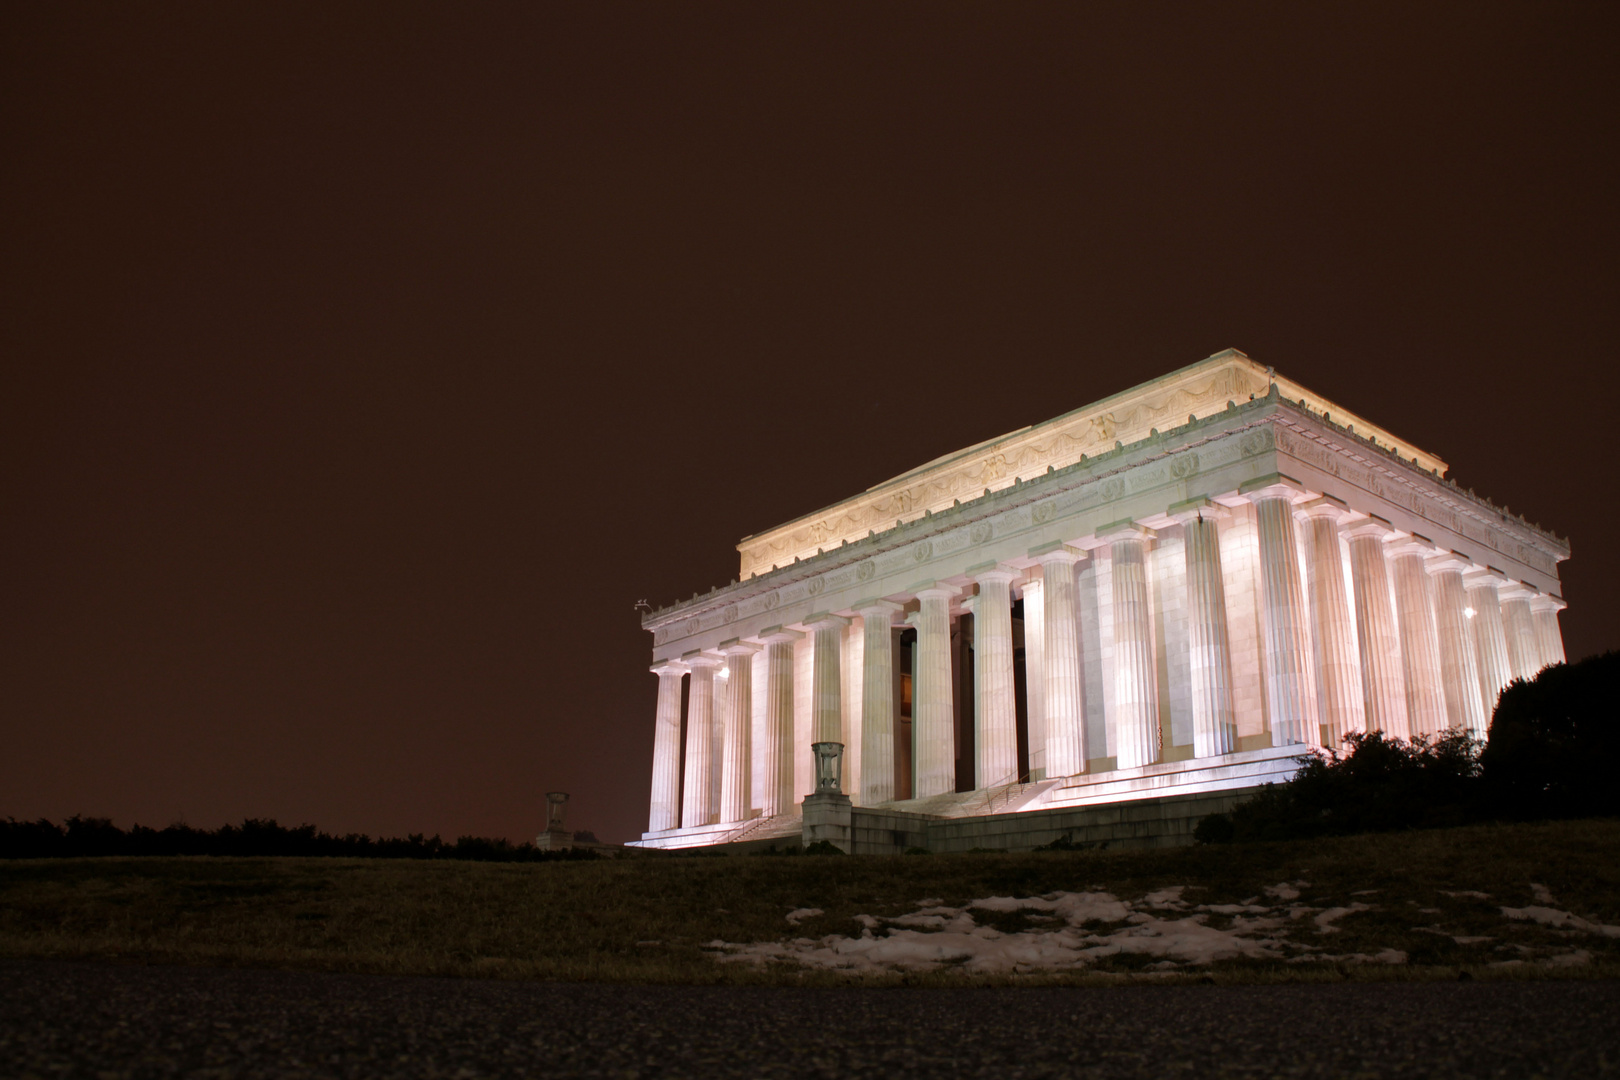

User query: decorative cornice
[642,387,1569,639]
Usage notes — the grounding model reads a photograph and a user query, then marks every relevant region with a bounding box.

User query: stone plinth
[801,792,853,852]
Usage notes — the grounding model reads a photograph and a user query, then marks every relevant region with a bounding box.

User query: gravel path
[2,959,1615,1078]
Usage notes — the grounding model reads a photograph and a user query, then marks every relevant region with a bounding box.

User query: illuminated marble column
[1345,519,1408,739]
[853,599,904,805]
[1425,553,1488,738]
[759,627,804,816]
[719,639,760,824]
[648,660,687,832]
[912,583,961,799]
[1103,522,1160,769]
[1021,576,1047,779]
[805,613,849,744]
[1499,583,1542,682]
[680,653,723,828]
[1532,595,1568,668]
[1298,499,1363,746]
[1034,544,1086,777]
[1243,478,1316,747]
[970,563,1021,788]
[1464,569,1513,720]
[1387,538,1447,739]
[1170,500,1237,758]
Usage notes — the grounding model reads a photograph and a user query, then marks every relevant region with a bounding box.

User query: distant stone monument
[535,791,572,850]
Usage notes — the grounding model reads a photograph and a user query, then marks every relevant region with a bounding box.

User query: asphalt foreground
[2,960,1615,1080]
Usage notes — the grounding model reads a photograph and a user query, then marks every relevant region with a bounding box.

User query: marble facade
[631,351,1571,849]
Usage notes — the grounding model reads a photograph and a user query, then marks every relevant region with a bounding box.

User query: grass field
[2,820,1616,986]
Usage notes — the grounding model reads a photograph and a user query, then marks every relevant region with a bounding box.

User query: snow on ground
[710,888,1342,975]
[1498,884,1620,938]
[1501,905,1620,937]
[705,882,1617,976]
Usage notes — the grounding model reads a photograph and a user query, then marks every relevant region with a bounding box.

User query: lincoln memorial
[630,351,1570,852]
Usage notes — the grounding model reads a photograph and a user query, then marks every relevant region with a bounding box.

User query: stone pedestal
[801,792,853,852]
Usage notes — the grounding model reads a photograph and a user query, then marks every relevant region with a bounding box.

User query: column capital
[909,580,963,601]
[1295,495,1355,524]
[1029,541,1085,566]
[1238,472,1311,504]
[718,638,762,657]
[1343,514,1396,542]
[1424,549,1473,575]
[682,649,725,669]
[966,560,1022,584]
[1386,534,1440,560]
[756,625,806,645]
[803,612,851,632]
[851,597,906,617]
[1497,580,1537,602]
[1531,594,1567,614]
[650,659,688,677]
[1095,518,1156,543]
[1462,566,1508,589]
[1020,576,1044,593]
[1167,496,1229,525]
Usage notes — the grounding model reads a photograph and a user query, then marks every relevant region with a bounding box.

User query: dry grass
[2,819,1616,986]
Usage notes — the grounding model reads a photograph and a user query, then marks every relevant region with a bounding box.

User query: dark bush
[0,816,600,862]
[1197,730,1481,843]
[1480,651,1620,820]
[1198,651,1620,843]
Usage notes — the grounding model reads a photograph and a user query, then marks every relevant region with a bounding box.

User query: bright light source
[1464,607,1476,619]
[717,666,730,679]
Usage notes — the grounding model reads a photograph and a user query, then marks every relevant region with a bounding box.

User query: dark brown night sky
[4,3,1617,845]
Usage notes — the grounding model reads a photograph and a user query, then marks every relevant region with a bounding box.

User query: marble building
[631,351,1570,850]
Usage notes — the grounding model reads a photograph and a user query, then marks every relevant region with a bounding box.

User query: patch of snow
[1264,881,1307,901]
[1441,890,1491,900]
[1351,889,1380,896]
[1500,905,1620,938]
[1142,887,1188,909]
[1530,883,1555,904]
[785,908,824,926]
[1314,903,1372,933]
[1452,936,1493,946]
[1544,950,1592,967]
[971,892,1131,926]
[713,889,1300,975]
